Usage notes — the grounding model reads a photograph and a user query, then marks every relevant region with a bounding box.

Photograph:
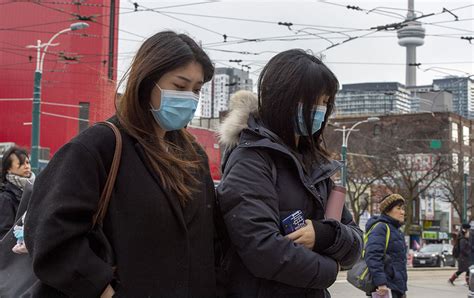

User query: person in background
[449,223,471,285]
[365,194,407,298]
[217,49,363,298]
[24,31,217,297]
[0,147,34,238]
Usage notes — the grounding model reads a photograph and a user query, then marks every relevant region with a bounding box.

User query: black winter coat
[0,181,22,239]
[364,215,407,294]
[216,115,363,298]
[457,236,471,272]
[24,120,217,297]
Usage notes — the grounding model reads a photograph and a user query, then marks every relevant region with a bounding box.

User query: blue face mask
[296,104,327,136]
[150,84,199,131]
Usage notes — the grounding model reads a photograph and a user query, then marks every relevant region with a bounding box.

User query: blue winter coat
[364,214,407,294]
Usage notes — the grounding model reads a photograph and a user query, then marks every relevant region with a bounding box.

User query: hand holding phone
[286,220,315,250]
[281,210,306,235]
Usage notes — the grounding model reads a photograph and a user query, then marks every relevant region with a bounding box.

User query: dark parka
[24,119,217,297]
[457,235,471,272]
[364,215,408,295]
[0,181,22,239]
[216,92,363,298]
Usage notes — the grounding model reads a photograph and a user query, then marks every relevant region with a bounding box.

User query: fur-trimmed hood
[218,90,258,148]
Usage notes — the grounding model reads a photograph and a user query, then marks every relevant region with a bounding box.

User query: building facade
[433,76,474,119]
[198,67,253,118]
[410,90,453,113]
[325,112,473,246]
[335,82,412,117]
[0,1,119,158]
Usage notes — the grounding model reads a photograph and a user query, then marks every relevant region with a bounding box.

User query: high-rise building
[215,67,254,94]
[198,67,253,118]
[200,73,230,118]
[416,91,453,113]
[433,77,474,119]
[335,82,412,116]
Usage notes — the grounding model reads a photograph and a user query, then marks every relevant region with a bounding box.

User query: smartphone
[281,210,306,235]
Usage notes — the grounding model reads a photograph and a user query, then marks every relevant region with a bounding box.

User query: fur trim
[218,90,258,147]
[379,194,405,214]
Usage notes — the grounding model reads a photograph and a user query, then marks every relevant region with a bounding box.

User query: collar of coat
[218,90,341,183]
[1,181,23,201]
[367,214,403,231]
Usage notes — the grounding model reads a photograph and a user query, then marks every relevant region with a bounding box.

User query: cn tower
[397,0,425,87]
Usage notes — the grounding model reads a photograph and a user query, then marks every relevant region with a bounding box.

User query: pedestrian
[365,194,408,298]
[449,223,471,285]
[24,31,217,297]
[216,49,363,298]
[0,146,34,238]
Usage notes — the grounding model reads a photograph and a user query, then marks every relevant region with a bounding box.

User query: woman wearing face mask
[364,194,408,298]
[0,147,34,238]
[216,49,363,298]
[24,31,217,297]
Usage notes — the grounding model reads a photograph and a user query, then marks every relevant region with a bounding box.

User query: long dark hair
[1,147,29,182]
[117,31,214,204]
[257,49,339,160]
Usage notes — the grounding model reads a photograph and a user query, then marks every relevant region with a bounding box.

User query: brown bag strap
[92,121,123,227]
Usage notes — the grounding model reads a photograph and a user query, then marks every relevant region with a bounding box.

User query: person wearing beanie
[364,194,408,298]
[449,223,471,285]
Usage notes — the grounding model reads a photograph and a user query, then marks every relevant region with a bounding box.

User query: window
[451,122,458,142]
[452,153,459,171]
[78,102,90,133]
[463,126,470,145]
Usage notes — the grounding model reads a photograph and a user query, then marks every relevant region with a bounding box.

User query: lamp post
[335,117,380,187]
[463,157,470,223]
[27,22,89,173]
[463,173,468,223]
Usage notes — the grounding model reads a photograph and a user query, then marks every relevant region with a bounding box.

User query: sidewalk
[407,266,456,271]
[339,266,454,278]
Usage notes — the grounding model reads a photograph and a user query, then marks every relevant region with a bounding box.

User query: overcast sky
[117,0,473,89]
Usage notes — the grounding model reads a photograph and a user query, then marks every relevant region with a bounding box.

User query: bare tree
[367,126,453,233]
[439,167,473,222]
[346,152,389,224]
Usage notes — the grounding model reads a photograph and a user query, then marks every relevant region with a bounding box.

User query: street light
[26,22,89,173]
[335,117,380,188]
[463,157,470,223]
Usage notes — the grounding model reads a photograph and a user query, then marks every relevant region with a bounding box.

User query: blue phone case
[281,210,306,235]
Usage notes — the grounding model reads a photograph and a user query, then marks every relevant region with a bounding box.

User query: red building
[0,0,119,158]
[187,127,221,181]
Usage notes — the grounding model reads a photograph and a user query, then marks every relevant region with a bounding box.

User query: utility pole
[108,0,116,80]
[27,23,89,173]
[464,172,468,223]
[30,40,42,173]
[335,117,380,187]
[210,77,214,129]
[341,126,347,187]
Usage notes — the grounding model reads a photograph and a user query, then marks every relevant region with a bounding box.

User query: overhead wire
[84,1,220,20]
[0,19,75,31]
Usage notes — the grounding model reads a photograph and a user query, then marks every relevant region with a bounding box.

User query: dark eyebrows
[176,75,204,85]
